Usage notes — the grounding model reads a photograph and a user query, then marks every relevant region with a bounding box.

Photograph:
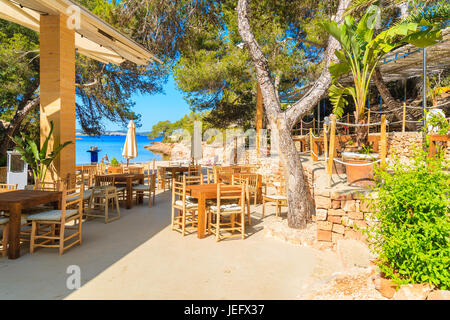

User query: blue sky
[76,75,192,133]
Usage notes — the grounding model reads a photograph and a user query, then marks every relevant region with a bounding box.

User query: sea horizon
[75,134,164,165]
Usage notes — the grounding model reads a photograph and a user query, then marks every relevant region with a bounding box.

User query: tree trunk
[0,96,40,159]
[277,118,313,228]
[373,67,418,131]
[237,0,350,228]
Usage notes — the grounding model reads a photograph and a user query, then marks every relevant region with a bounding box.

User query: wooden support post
[367,109,371,135]
[346,114,350,134]
[256,83,263,159]
[380,115,387,168]
[309,128,314,161]
[313,118,316,135]
[327,115,336,187]
[323,123,328,161]
[300,119,303,136]
[40,14,76,182]
[402,102,406,133]
[152,158,155,173]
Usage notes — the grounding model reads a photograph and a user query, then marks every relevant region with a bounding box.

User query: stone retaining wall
[313,190,375,249]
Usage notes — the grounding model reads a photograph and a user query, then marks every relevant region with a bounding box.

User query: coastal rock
[393,283,434,300]
[145,142,174,156]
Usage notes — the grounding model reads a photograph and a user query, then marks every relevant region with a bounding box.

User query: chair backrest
[172,178,187,206]
[35,179,60,191]
[216,183,245,209]
[107,166,123,174]
[157,167,166,179]
[149,173,156,190]
[127,166,144,175]
[0,183,18,193]
[206,167,215,184]
[272,175,287,195]
[80,167,96,187]
[188,165,202,176]
[96,163,106,175]
[184,175,203,186]
[95,175,115,187]
[60,179,83,222]
[237,173,258,191]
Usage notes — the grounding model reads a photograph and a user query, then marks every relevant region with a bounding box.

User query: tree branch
[285,0,351,129]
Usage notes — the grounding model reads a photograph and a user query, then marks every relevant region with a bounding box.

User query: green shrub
[364,149,450,289]
[110,157,120,167]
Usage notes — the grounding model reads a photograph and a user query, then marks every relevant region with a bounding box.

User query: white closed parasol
[122,120,138,167]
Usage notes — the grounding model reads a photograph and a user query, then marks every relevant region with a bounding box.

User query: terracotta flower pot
[345,160,375,187]
[342,152,379,188]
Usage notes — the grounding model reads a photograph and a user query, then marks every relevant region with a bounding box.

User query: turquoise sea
[75,135,163,165]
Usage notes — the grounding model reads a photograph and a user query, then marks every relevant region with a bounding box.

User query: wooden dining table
[160,166,189,189]
[185,184,242,239]
[216,173,263,203]
[95,173,144,209]
[0,190,61,259]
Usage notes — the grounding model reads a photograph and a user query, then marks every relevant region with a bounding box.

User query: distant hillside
[76,129,152,136]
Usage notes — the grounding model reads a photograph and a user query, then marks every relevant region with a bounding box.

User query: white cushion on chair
[264,195,287,200]
[0,217,29,225]
[210,204,242,212]
[116,186,126,192]
[67,189,92,202]
[175,200,198,209]
[132,184,149,191]
[27,209,79,221]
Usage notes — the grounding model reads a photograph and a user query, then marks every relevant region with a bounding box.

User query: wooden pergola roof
[0,0,160,65]
[281,27,450,102]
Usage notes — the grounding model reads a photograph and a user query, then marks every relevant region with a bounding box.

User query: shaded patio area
[0,189,345,300]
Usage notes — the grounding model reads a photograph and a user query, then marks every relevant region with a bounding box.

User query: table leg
[126,178,132,209]
[138,177,144,204]
[8,203,22,259]
[197,193,206,239]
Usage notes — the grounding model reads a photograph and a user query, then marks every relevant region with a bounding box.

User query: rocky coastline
[144,141,174,156]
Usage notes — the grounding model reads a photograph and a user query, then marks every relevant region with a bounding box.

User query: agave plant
[12,121,72,184]
[319,4,443,147]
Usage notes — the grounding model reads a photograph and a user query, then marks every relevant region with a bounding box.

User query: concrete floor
[0,190,343,300]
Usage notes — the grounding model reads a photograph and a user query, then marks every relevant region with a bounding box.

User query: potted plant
[320,5,442,186]
[108,157,123,174]
[12,121,72,185]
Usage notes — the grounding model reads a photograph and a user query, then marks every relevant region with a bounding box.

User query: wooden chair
[157,167,172,191]
[0,215,31,257]
[235,174,259,206]
[65,173,93,217]
[35,179,60,191]
[171,177,198,236]
[208,183,246,241]
[107,166,124,174]
[206,167,216,184]
[96,163,106,175]
[124,166,144,175]
[132,173,156,207]
[87,176,121,223]
[28,180,83,255]
[188,165,202,177]
[184,175,203,186]
[262,177,287,218]
[0,184,18,193]
[231,176,252,225]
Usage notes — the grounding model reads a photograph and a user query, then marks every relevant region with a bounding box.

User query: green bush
[110,157,120,167]
[364,149,450,289]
